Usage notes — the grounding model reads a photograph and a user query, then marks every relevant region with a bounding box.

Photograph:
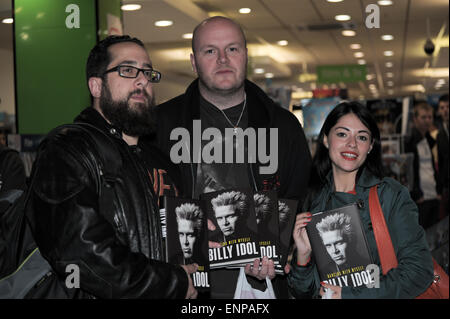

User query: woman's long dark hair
[305,101,384,206]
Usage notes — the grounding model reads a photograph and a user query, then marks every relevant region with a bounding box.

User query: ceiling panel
[122,0,200,43]
[0,0,446,99]
[259,0,323,26]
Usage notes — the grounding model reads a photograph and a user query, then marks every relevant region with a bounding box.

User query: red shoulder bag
[368,185,449,299]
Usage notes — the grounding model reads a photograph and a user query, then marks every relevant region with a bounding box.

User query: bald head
[192,16,247,53]
[189,16,248,105]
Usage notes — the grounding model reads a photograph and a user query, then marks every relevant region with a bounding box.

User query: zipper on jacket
[111,188,127,236]
[86,146,128,238]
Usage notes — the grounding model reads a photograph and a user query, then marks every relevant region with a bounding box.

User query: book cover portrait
[307,203,374,287]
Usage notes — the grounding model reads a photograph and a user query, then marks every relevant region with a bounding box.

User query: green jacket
[288,168,434,299]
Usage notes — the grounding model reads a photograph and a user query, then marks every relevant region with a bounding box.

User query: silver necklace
[217,94,246,134]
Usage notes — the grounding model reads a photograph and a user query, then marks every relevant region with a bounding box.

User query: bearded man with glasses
[26,36,197,299]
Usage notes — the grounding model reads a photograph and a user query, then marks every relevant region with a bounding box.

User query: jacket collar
[324,167,381,193]
[74,107,124,141]
[311,168,381,211]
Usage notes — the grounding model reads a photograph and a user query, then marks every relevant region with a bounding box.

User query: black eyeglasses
[104,65,162,83]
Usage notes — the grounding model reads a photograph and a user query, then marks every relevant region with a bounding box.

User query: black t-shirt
[133,144,180,204]
[194,95,251,198]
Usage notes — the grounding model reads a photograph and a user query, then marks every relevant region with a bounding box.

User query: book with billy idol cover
[162,196,210,291]
[200,188,260,268]
[306,203,375,288]
[253,191,281,270]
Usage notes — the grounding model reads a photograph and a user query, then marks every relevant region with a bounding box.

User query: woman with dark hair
[288,101,434,299]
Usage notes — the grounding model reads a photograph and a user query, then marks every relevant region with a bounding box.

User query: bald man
[152,16,312,299]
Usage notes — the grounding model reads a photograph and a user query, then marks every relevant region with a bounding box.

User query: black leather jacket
[27,107,188,298]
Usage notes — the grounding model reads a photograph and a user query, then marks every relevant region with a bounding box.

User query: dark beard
[99,82,156,137]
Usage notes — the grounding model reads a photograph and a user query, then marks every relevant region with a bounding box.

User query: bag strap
[368,185,398,275]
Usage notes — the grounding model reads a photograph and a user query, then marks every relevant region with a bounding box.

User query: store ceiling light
[387,81,394,86]
[265,73,274,78]
[354,52,364,58]
[385,61,394,68]
[239,8,251,14]
[381,34,394,41]
[435,80,445,88]
[182,33,193,39]
[404,84,425,93]
[121,4,142,11]
[350,43,361,49]
[155,20,173,27]
[277,40,288,46]
[378,0,393,6]
[342,30,356,36]
[412,68,449,78]
[2,18,13,24]
[386,72,394,78]
[254,68,265,74]
[327,0,344,2]
[384,50,394,56]
[357,59,366,65]
[335,15,351,21]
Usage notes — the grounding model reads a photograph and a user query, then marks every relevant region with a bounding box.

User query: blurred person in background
[404,102,440,229]
[436,94,449,218]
